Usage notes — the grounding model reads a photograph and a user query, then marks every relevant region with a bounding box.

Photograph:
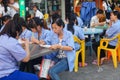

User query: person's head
[18,17,28,30]
[52,18,65,35]
[67,13,77,34]
[26,13,31,23]
[110,11,120,21]
[9,0,15,4]
[96,9,104,18]
[99,14,106,22]
[32,5,38,11]
[32,17,44,31]
[51,13,61,23]
[2,15,11,25]
[13,13,20,23]
[28,19,37,32]
[0,20,22,39]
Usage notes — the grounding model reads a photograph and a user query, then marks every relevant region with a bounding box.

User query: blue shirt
[46,30,75,72]
[64,25,85,51]
[19,29,32,41]
[0,34,26,78]
[77,17,83,27]
[106,20,120,46]
[32,28,50,44]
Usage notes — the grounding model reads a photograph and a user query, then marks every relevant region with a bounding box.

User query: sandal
[79,62,88,67]
[92,60,97,65]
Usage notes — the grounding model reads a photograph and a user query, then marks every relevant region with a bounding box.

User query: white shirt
[0,4,4,15]
[9,2,19,17]
[90,15,99,27]
[102,1,107,10]
[35,10,44,19]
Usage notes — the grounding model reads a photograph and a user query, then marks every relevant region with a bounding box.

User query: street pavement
[60,49,120,80]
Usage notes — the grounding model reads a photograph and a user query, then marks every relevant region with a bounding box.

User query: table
[20,44,56,73]
[95,24,108,30]
[83,28,103,56]
[30,44,56,60]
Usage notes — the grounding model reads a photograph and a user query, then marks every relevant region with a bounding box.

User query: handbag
[38,59,53,79]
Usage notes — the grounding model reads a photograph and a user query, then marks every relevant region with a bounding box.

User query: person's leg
[92,41,100,56]
[48,58,69,80]
[1,70,39,80]
[19,57,42,73]
[100,44,116,64]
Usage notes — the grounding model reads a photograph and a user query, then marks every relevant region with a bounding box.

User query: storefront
[24,0,65,20]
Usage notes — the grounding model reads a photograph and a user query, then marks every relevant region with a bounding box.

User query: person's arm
[96,22,106,26]
[8,3,19,12]
[22,39,30,62]
[50,44,73,51]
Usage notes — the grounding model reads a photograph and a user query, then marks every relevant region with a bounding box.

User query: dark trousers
[92,41,115,58]
[20,57,42,73]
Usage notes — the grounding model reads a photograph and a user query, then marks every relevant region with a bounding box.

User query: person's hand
[31,37,39,44]
[39,40,45,45]
[8,4,13,8]
[50,44,60,50]
[108,20,112,27]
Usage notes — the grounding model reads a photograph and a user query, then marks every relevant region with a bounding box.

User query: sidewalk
[60,49,120,80]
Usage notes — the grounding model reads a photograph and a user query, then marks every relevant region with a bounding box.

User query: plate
[39,45,51,48]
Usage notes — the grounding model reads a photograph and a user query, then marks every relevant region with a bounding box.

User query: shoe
[79,62,88,67]
[92,60,97,65]
[34,64,40,71]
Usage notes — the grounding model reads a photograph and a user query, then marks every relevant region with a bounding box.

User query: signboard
[19,0,25,18]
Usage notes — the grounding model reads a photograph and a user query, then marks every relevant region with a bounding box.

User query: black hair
[2,15,11,23]
[28,19,37,29]
[67,13,77,34]
[18,17,28,28]
[0,20,22,38]
[33,17,44,27]
[2,0,9,13]
[51,13,61,23]
[112,11,120,19]
[96,9,104,14]
[54,18,65,28]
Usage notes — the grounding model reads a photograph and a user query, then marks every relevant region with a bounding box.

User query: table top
[95,25,108,30]
[83,28,103,35]
[29,44,56,60]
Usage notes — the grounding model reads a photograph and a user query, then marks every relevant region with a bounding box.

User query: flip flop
[79,62,88,67]
[92,60,97,65]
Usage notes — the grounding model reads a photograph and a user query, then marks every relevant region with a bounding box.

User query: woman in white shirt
[32,5,44,19]
[8,0,19,17]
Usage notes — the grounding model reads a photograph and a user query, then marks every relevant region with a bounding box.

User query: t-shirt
[0,4,11,16]
[102,1,107,11]
[9,2,19,17]
[35,10,44,19]
[90,15,99,27]
[0,34,26,78]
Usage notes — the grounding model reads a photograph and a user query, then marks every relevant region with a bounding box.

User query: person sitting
[92,11,120,65]
[90,9,106,28]
[65,13,87,67]
[0,20,39,80]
